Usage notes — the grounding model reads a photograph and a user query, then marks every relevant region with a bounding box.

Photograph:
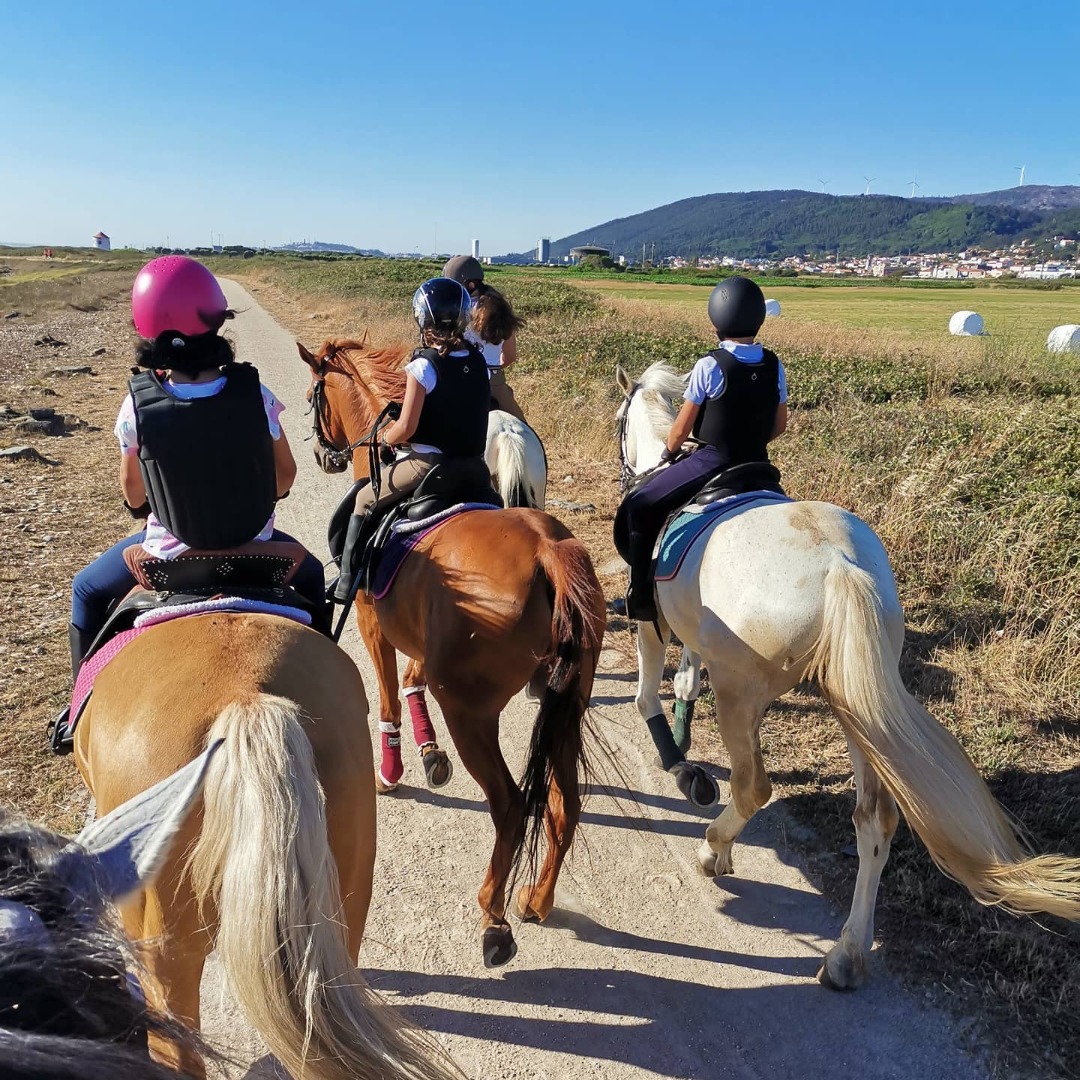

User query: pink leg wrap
[379,721,404,786]
[405,687,437,749]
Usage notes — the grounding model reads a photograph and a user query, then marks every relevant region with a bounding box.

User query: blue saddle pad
[655,490,792,582]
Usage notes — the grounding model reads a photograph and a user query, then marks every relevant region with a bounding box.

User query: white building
[92,232,110,251]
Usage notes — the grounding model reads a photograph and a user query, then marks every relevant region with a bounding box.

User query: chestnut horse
[299,339,606,968]
[75,613,462,1079]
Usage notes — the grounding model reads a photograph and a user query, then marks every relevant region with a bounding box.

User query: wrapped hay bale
[764,298,782,317]
[948,310,984,336]
[1047,324,1080,354]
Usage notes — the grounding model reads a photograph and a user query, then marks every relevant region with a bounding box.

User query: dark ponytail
[135,320,235,378]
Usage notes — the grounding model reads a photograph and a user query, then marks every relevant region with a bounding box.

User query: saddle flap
[123,541,306,592]
[406,459,502,519]
[694,462,782,506]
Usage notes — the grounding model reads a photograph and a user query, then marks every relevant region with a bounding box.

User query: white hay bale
[764,298,781,317]
[1047,324,1080,354]
[948,310,984,336]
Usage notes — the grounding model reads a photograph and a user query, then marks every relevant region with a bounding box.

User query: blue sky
[2,0,1077,254]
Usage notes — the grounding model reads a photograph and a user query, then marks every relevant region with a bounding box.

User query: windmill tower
[863,175,877,196]
[1015,164,1027,187]
[818,178,830,193]
[909,175,920,198]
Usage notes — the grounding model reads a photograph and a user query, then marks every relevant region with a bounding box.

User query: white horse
[615,360,1080,990]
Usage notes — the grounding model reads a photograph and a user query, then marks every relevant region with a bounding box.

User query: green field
[585,277,1080,336]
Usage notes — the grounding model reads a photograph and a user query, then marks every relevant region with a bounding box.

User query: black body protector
[129,362,277,550]
[408,346,490,458]
[691,347,781,468]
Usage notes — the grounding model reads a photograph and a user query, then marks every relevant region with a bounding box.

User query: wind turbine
[863,175,877,196]
[909,175,920,198]
[818,178,830,193]
[1015,164,1026,187]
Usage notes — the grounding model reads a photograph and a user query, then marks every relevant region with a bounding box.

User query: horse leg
[515,756,580,924]
[403,657,453,789]
[672,646,701,754]
[819,738,900,991]
[698,698,772,876]
[638,618,719,808]
[354,596,404,791]
[442,704,524,967]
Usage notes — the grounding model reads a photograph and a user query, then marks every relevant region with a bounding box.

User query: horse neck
[630,394,669,474]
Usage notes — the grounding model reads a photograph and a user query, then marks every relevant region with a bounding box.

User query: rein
[307,366,389,466]
[616,381,641,494]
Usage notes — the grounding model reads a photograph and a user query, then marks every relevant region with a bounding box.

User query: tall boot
[624,531,659,622]
[331,512,370,604]
[48,623,96,755]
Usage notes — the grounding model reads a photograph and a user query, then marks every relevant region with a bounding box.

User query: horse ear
[615,365,633,395]
[59,740,223,904]
[297,342,319,370]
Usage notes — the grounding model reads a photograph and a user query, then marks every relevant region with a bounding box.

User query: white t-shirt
[401,349,477,457]
[465,326,504,371]
[114,374,284,559]
[684,341,788,405]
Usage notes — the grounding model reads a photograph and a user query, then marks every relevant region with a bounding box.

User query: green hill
[539,188,1080,261]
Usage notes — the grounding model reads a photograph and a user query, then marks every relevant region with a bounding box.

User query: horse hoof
[697,842,718,877]
[482,925,518,969]
[672,762,720,809]
[421,748,453,789]
[514,886,545,923]
[374,772,399,795]
[817,948,865,992]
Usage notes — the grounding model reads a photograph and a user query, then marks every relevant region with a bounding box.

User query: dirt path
[200,282,987,1079]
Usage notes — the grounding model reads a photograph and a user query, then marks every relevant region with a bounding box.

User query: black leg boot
[331,513,370,604]
[625,532,659,623]
[48,623,95,755]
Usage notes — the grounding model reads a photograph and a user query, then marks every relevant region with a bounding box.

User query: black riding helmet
[442,255,484,288]
[707,276,766,338]
[412,277,471,335]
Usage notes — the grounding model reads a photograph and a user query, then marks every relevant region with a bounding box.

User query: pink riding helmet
[131,256,230,339]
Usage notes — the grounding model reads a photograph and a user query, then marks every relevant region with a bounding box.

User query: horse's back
[662,500,902,681]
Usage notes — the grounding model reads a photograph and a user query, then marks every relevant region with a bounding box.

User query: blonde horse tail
[490,424,533,508]
[190,695,463,1080]
[809,558,1080,921]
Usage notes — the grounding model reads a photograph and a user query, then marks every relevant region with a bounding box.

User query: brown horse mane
[318,336,409,407]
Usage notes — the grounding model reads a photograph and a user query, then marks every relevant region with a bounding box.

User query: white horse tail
[488,411,547,508]
[190,695,463,1080]
[808,559,1080,921]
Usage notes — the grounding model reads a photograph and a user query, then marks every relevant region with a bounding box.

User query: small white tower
[471,238,480,260]
[92,232,111,251]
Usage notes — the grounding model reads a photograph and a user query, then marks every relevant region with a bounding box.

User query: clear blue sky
[2,0,1078,254]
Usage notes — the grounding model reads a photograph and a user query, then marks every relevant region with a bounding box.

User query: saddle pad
[134,596,313,629]
[372,506,495,600]
[69,627,146,734]
[655,490,792,583]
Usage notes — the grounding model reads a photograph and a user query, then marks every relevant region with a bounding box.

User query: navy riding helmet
[412,277,471,335]
[707,276,766,338]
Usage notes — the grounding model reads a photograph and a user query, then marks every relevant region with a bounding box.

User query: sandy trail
[198,281,985,1079]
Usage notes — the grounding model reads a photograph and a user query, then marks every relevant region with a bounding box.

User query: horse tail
[490,424,534,508]
[809,558,1080,921]
[190,695,463,1080]
[514,537,605,878]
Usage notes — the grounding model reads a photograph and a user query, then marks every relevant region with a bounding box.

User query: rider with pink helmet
[51,256,326,749]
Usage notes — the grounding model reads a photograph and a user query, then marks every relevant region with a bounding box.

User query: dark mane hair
[0,811,214,1079]
[135,320,236,379]
[470,285,524,346]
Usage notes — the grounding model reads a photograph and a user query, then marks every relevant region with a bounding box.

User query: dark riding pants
[71,530,326,639]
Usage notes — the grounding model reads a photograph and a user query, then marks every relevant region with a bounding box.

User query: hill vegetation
[543,187,1080,261]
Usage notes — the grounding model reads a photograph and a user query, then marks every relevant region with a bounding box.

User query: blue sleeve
[685,356,724,404]
[778,362,788,405]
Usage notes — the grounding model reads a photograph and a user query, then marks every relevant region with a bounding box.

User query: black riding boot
[48,623,96,755]
[331,512,370,604]
[624,532,659,622]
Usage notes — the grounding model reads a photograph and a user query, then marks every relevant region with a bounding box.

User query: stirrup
[47,708,74,756]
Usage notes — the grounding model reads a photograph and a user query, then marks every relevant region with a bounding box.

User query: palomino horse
[616,361,1080,990]
[300,338,547,509]
[75,614,463,1079]
[300,341,606,968]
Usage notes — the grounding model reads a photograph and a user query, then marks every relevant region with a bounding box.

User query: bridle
[307,357,389,469]
[616,381,641,494]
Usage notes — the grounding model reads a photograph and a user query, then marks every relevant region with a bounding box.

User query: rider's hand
[386,401,402,420]
[660,447,677,463]
[379,440,395,466]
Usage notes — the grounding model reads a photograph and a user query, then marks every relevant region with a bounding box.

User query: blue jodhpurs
[71,530,326,639]
[621,446,726,550]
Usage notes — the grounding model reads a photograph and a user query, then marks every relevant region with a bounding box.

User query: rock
[29,408,56,420]
[3,311,22,319]
[92,347,107,356]
[0,446,48,463]
[15,418,54,434]
[0,404,14,416]
[562,475,574,484]
[47,365,94,377]
[33,334,67,348]
[547,498,596,512]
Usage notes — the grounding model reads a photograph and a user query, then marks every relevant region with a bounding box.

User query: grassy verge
[230,255,1080,1079]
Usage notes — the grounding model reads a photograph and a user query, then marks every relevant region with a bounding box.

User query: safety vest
[408,346,489,458]
[691,348,780,468]
[129,362,277,550]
